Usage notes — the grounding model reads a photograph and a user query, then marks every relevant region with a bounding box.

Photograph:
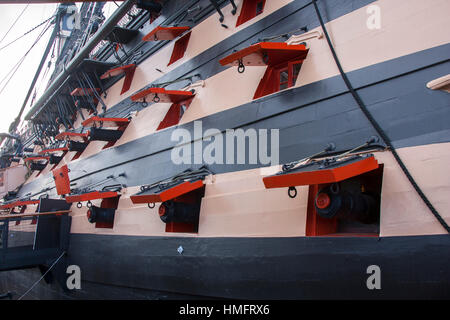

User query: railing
[0,199,71,272]
[0,217,36,249]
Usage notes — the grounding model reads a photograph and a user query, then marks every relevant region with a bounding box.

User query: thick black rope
[312,0,449,233]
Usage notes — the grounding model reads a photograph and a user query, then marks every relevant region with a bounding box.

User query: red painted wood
[143,26,190,41]
[219,42,308,68]
[38,147,68,154]
[158,104,181,130]
[305,184,338,236]
[24,156,49,162]
[65,191,119,203]
[263,156,379,188]
[168,32,191,66]
[254,61,303,99]
[236,0,266,27]
[130,87,194,104]
[157,97,194,130]
[100,64,136,79]
[82,116,130,128]
[55,131,89,142]
[53,165,71,195]
[71,151,83,161]
[100,64,137,95]
[121,65,136,94]
[165,222,196,233]
[130,180,204,204]
[253,66,277,99]
[100,196,120,209]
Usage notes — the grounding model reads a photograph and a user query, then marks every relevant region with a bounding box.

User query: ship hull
[1,0,450,300]
[1,233,449,299]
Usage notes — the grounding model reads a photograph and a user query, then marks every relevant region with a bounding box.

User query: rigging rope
[0,21,52,96]
[0,4,29,45]
[34,40,57,99]
[17,251,66,300]
[0,21,52,87]
[312,0,449,233]
[0,14,55,53]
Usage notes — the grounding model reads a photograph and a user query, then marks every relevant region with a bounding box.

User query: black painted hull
[2,233,449,299]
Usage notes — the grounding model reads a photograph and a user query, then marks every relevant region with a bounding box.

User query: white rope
[0,4,29,46]
[17,250,66,300]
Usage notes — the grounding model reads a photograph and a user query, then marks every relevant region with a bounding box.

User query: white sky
[0,3,57,133]
[0,2,120,134]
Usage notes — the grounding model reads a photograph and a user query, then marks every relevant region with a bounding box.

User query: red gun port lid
[143,26,190,41]
[263,155,379,189]
[130,87,194,104]
[81,116,130,128]
[219,42,309,68]
[130,179,204,204]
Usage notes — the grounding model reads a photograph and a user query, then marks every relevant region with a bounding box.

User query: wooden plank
[0,210,71,220]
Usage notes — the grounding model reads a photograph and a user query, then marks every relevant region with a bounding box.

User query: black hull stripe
[18,42,450,197]
[2,233,449,299]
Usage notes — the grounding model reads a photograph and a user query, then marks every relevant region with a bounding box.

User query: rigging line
[34,59,51,96]
[312,0,450,233]
[0,62,28,97]
[0,19,52,87]
[0,4,30,45]
[0,13,55,53]
[0,21,52,96]
[17,251,66,300]
[34,39,57,97]
[75,2,97,58]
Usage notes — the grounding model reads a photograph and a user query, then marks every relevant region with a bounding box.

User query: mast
[8,8,62,134]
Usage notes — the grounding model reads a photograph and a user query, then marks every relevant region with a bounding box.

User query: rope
[32,39,56,102]
[312,0,449,233]
[0,4,29,45]
[152,74,201,88]
[256,25,308,44]
[0,14,55,53]
[17,250,66,300]
[140,166,213,193]
[0,20,53,96]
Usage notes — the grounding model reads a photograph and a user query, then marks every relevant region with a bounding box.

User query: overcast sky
[0,3,57,133]
[0,2,120,134]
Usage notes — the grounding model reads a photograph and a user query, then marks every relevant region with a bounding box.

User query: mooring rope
[17,250,66,300]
